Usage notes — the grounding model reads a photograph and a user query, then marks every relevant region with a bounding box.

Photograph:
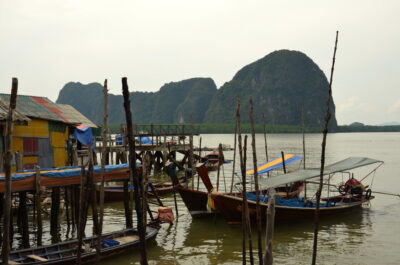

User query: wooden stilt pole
[311,30,339,265]
[18,191,30,248]
[249,98,263,264]
[50,187,61,243]
[1,78,18,265]
[87,145,99,241]
[76,166,87,264]
[123,180,133,228]
[122,77,148,265]
[97,79,108,260]
[65,187,71,238]
[35,166,43,246]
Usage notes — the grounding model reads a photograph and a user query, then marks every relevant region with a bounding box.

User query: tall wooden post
[262,113,269,163]
[189,135,194,188]
[1,78,18,265]
[249,98,263,264]
[97,79,108,259]
[197,137,202,190]
[302,105,307,199]
[122,77,148,265]
[312,31,339,265]
[263,188,276,265]
[230,119,238,193]
[216,143,222,191]
[236,99,254,265]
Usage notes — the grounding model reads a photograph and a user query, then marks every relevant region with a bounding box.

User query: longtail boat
[212,157,383,224]
[5,221,160,264]
[200,151,222,171]
[176,154,302,217]
[0,164,130,193]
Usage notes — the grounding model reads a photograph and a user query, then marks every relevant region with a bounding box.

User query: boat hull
[212,194,373,225]
[7,223,160,265]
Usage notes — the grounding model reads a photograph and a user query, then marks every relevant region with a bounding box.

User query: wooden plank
[26,254,48,262]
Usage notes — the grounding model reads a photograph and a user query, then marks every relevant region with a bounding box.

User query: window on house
[23,137,39,155]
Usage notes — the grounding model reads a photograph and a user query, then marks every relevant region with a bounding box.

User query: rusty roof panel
[56,104,97,128]
[0,94,96,127]
[0,97,30,122]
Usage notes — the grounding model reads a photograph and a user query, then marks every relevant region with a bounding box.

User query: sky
[0,0,399,125]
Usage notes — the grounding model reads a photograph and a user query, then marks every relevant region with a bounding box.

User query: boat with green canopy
[212,157,383,224]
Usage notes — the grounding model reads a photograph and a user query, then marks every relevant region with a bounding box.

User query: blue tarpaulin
[139,136,153,144]
[74,125,95,149]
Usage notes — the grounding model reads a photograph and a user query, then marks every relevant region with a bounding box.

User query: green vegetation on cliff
[204,50,337,128]
[56,78,217,125]
[57,50,337,129]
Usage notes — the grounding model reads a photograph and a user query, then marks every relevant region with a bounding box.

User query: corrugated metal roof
[0,97,30,123]
[0,94,97,127]
[56,104,97,128]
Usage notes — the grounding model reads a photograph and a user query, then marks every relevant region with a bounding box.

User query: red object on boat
[157,207,175,224]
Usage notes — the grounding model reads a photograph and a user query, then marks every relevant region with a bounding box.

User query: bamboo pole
[263,188,275,265]
[97,79,108,260]
[230,118,238,194]
[122,77,148,265]
[249,98,263,264]
[1,78,18,265]
[311,30,339,265]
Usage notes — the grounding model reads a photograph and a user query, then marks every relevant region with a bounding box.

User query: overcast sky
[1,0,399,125]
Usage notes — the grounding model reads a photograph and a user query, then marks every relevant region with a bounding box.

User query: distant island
[56,49,400,133]
[56,50,337,129]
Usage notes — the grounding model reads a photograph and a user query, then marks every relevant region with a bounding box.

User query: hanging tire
[365,189,372,200]
[338,185,347,195]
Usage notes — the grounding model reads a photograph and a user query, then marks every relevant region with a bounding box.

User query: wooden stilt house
[0,94,97,170]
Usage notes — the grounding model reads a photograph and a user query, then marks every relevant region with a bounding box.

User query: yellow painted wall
[51,128,69,167]
[24,156,38,165]
[11,136,23,153]
[13,119,49,138]
[10,119,70,169]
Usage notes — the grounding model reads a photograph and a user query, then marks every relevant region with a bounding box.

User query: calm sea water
[18,133,400,264]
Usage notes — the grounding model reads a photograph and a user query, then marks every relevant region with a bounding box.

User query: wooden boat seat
[26,254,48,262]
[114,235,139,244]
